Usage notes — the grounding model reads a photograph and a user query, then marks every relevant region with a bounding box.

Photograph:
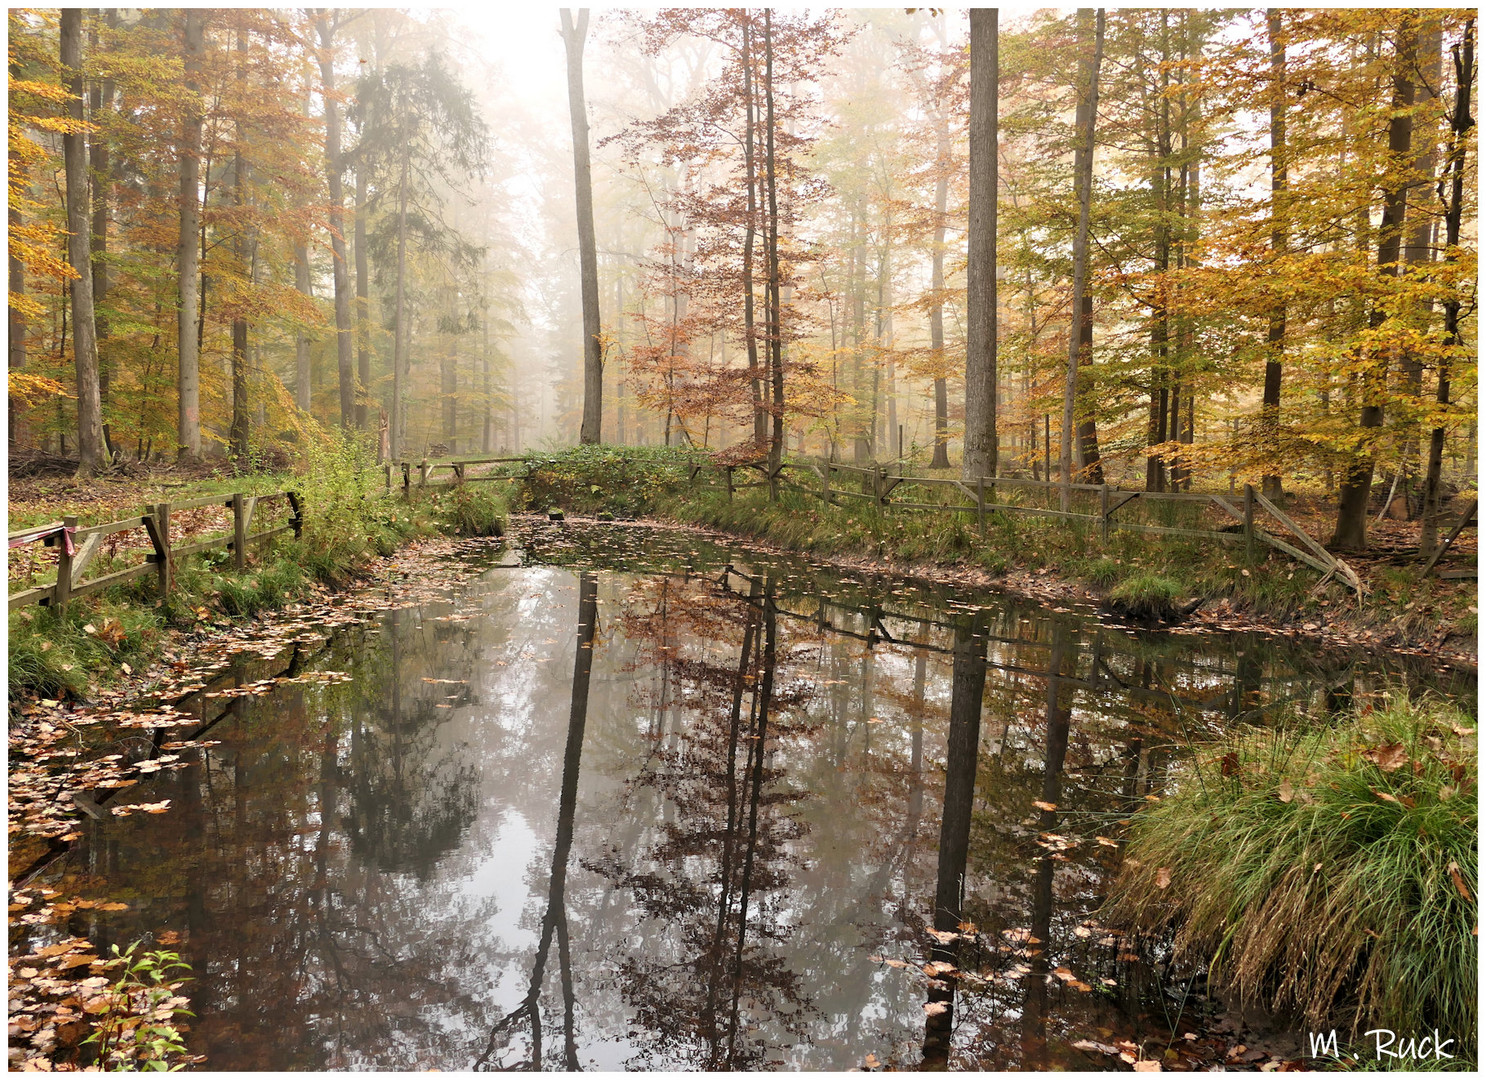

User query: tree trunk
[90,10,115,422]
[62,9,103,478]
[963,8,998,482]
[295,241,312,411]
[176,9,204,461]
[355,164,371,431]
[763,11,785,484]
[1074,289,1102,481]
[1145,14,1173,494]
[1332,17,1417,551]
[316,12,355,430]
[929,107,951,469]
[390,149,410,460]
[229,30,252,465]
[1260,9,1288,500]
[741,18,765,449]
[1060,9,1103,511]
[561,9,603,445]
[1421,19,1473,558]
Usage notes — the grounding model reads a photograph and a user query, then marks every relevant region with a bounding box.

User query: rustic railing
[8,491,302,615]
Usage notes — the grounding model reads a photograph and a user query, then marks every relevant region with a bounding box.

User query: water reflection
[27,540,1471,1072]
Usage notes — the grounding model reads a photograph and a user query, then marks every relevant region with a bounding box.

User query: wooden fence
[382,451,1479,593]
[688,456,1373,596]
[8,491,301,615]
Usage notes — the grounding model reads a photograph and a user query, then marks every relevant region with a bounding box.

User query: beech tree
[962,8,997,482]
[60,9,103,477]
[561,8,604,445]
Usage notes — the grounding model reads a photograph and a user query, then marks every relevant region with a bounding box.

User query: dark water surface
[34,527,1473,1070]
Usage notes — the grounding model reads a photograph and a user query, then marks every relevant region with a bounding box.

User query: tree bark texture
[62,9,103,477]
[316,12,355,430]
[561,9,603,445]
[1060,9,1103,510]
[963,8,998,482]
[176,9,204,461]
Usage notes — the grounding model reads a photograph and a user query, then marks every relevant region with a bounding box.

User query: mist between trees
[8,8,1476,554]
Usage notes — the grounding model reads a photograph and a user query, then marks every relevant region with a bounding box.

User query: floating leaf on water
[1031,800,1058,812]
[922,1001,948,1016]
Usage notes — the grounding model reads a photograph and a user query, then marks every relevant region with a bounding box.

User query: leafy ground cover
[1104,695,1477,1067]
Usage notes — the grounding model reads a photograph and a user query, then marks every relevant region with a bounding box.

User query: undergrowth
[8,433,507,701]
[1104,694,1477,1060]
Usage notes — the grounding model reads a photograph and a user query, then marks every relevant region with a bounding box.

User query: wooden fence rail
[388,451,1462,597]
[8,491,302,615]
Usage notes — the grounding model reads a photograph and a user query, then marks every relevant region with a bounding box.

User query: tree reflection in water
[586,573,817,1069]
[475,572,598,1070]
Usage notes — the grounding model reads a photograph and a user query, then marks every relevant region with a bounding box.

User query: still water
[38,527,1472,1070]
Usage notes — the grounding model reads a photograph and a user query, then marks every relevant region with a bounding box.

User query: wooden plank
[7,520,66,542]
[67,561,157,601]
[1419,497,1478,579]
[1252,490,1336,568]
[69,531,103,584]
[1111,521,1242,542]
[8,585,55,610]
[1208,494,1245,523]
[894,501,973,514]
[1106,492,1142,517]
[242,524,295,545]
[72,516,148,539]
[1436,567,1477,580]
[994,505,1099,524]
[1254,530,1334,576]
[170,494,232,512]
[169,535,233,559]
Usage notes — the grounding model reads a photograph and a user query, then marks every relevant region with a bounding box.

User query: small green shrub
[1105,695,1477,1056]
[435,483,507,537]
[83,941,200,1071]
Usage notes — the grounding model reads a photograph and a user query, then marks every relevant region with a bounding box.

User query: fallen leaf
[1277,779,1294,803]
[1448,861,1473,901]
[1032,800,1057,812]
[1133,1060,1162,1071]
[1155,867,1172,889]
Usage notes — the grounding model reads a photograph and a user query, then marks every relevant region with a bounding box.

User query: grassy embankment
[510,445,1476,635]
[7,439,505,701]
[1104,694,1477,1067]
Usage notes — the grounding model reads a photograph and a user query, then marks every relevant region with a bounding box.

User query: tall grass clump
[1105,694,1476,1054]
[1107,572,1184,620]
[435,483,507,537]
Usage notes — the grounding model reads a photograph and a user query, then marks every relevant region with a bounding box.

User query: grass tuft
[1108,572,1184,621]
[1105,694,1477,1055]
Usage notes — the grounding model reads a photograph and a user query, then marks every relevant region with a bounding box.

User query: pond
[27,524,1474,1070]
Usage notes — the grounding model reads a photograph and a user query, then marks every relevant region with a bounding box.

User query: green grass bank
[1104,694,1477,1063]
[8,440,506,701]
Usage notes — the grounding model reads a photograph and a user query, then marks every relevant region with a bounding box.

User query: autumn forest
[7,6,1478,555]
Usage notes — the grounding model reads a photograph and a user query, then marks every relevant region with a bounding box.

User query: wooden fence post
[822,463,832,507]
[144,501,172,601]
[384,464,391,495]
[54,515,77,615]
[1243,483,1256,564]
[977,477,986,538]
[1100,484,1111,543]
[419,460,429,488]
[874,469,883,510]
[287,491,303,539]
[726,465,734,500]
[232,492,247,570]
